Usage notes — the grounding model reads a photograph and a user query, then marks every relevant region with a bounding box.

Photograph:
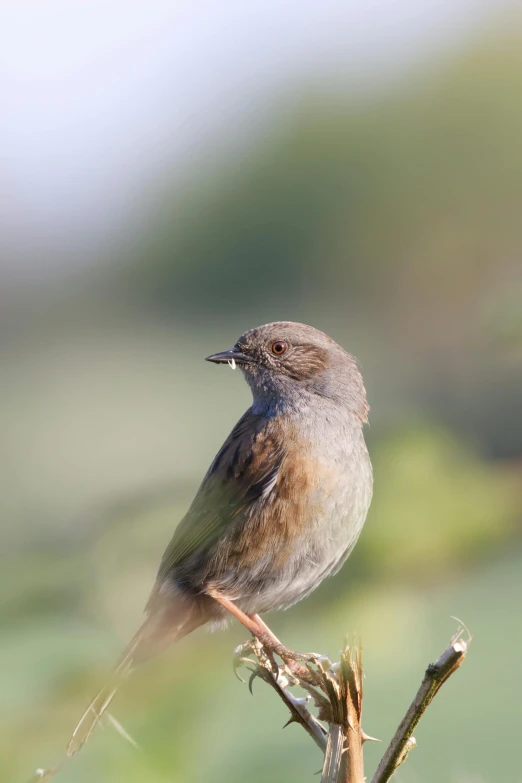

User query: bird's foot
[283,659,323,686]
[233,639,263,682]
[234,637,281,678]
[272,644,321,664]
[234,635,324,688]
[267,645,323,686]
[256,641,320,683]
[234,638,297,692]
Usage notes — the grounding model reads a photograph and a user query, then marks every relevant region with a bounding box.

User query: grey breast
[238,407,373,615]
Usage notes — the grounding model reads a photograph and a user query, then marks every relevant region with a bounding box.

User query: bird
[67,320,373,755]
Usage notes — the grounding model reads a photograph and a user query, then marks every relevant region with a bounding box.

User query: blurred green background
[2,3,522,782]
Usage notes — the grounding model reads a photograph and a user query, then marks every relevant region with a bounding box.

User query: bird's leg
[209,593,319,683]
[252,614,320,664]
[209,593,280,671]
[249,614,321,684]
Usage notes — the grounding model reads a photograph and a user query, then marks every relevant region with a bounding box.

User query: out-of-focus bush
[362,425,521,578]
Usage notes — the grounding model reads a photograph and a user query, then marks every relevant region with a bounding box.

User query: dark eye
[271,340,287,356]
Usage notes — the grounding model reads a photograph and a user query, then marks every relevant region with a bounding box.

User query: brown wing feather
[155,408,285,582]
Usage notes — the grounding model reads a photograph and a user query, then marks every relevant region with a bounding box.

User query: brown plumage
[67,321,373,756]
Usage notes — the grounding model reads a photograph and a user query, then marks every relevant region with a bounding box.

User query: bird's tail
[65,629,140,757]
[67,595,205,757]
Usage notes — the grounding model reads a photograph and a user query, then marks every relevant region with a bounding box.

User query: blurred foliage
[107,27,522,458]
[2,20,522,783]
[129,29,522,320]
[362,425,520,578]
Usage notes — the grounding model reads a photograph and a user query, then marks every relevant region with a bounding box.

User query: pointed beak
[205,347,252,365]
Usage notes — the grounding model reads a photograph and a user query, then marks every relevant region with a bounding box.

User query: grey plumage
[154,321,372,617]
[67,320,373,755]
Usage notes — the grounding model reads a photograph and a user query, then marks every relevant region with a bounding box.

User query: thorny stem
[242,630,469,783]
[338,648,364,783]
[370,638,469,783]
[318,647,364,783]
[240,640,366,783]
[256,666,328,751]
[238,640,328,752]
[321,724,345,783]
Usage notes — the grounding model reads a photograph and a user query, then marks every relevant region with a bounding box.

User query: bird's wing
[156,408,284,580]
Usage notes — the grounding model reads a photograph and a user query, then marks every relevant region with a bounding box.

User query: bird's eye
[271,341,287,356]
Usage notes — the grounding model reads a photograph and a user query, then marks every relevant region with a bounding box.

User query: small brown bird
[68,321,372,754]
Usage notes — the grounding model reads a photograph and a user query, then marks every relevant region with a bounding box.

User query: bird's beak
[205,347,252,366]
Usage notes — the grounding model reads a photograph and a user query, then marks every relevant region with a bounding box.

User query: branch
[321,725,345,783]
[370,637,469,783]
[237,640,367,783]
[234,639,327,752]
[320,647,365,783]
[237,627,470,783]
[251,663,328,752]
[339,647,365,783]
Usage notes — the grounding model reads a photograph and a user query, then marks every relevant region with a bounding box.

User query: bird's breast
[181,408,372,615]
[228,417,367,570]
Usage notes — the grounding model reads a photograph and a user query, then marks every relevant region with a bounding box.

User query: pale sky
[0,0,503,281]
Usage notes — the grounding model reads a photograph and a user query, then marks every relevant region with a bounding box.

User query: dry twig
[370,636,469,783]
[238,626,470,783]
[234,639,328,751]
[236,640,367,783]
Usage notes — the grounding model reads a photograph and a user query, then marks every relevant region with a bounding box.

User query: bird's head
[206,321,368,421]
